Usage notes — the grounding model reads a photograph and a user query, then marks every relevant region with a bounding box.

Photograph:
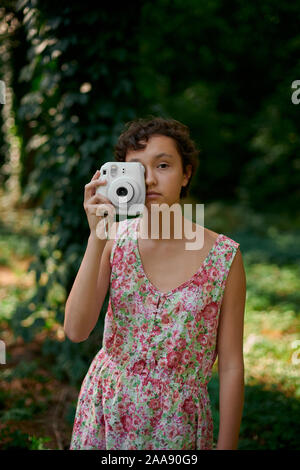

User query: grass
[0,196,299,449]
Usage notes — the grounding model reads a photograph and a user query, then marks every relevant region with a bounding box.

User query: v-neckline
[133,216,223,297]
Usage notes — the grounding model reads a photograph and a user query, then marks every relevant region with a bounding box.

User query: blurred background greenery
[0,0,299,450]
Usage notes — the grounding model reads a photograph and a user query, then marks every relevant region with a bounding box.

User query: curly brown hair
[113,115,200,199]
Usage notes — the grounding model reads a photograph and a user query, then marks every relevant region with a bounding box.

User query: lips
[146,192,161,196]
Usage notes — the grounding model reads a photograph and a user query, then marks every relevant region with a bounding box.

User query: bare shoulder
[190,220,220,243]
[204,227,219,241]
[190,221,244,272]
[200,225,243,264]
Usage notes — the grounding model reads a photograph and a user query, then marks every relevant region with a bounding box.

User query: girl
[65,117,246,450]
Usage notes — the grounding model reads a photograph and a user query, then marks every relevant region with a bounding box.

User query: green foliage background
[0,0,299,449]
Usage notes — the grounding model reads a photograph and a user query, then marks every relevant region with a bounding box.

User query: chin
[145,198,161,205]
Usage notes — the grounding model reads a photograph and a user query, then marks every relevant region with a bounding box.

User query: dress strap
[217,235,240,288]
[109,216,140,266]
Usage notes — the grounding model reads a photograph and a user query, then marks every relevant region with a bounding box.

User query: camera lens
[116,187,128,197]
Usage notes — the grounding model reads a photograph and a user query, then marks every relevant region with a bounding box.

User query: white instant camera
[96,161,146,216]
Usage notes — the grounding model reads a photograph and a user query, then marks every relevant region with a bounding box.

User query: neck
[139,206,193,242]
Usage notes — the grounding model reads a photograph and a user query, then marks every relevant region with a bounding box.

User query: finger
[91,170,100,181]
[96,203,115,217]
[88,194,111,206]
[86,178,107,190]
[85,175,106,199]
[91,178,107,187]
[85,171,98,198]
[86,203,111,216]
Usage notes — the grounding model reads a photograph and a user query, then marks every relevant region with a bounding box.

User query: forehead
[125,135,180,161]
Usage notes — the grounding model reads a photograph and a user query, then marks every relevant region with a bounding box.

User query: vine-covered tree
[1,0,299,386]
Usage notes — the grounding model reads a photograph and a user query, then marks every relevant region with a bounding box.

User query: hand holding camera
[96,162,146,216]
[83,170,115,240]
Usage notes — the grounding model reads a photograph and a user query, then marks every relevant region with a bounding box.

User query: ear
[182,164,192,187]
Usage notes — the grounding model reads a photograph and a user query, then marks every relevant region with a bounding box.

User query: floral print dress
[70,216,240,450]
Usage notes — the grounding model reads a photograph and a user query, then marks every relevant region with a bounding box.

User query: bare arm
[64,168,116,343]
[215,247,246,450]
[64,234,111,342]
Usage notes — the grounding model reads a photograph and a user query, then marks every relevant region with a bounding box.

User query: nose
[144,167,157,187]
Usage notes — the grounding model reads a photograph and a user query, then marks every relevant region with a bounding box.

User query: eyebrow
[128,152,173,162]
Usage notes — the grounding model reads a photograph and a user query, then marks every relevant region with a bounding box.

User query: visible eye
[158,163,169,169]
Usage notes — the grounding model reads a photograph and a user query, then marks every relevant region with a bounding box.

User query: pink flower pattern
[70,216,240,450]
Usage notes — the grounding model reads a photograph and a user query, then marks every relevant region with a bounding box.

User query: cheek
[168,172,184,189]
[164,178,183,198]
[164,169,181,182]
[158,169,183,193]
